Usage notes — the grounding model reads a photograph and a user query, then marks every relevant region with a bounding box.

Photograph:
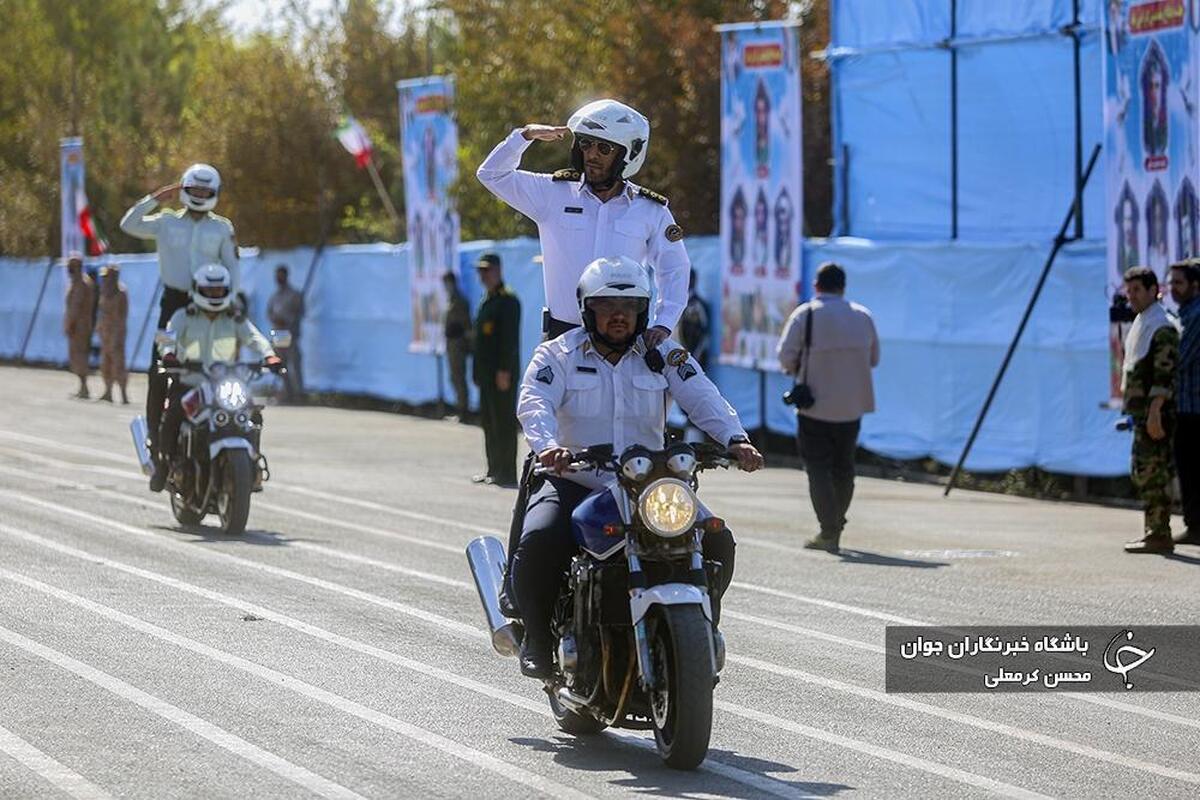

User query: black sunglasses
[576,135,616,156]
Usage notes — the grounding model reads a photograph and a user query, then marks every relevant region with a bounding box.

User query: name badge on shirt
[563,206,584,214]
[575,366,597,374]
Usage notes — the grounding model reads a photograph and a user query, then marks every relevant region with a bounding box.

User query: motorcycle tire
[649,604,715,770]
[548,690,606,736]
[170,491,203,526]
[217,450,253,536]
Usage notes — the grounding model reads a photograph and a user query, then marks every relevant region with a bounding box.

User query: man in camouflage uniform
[471,252,521,486]
[63,254,95,399]
[442,271,472,421]
[1121,266,1180,554]
[97,264,129,404]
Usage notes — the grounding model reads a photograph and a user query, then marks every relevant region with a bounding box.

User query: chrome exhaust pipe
[466,536,523,657]
[129,415,153,476]
[555,687,591,714]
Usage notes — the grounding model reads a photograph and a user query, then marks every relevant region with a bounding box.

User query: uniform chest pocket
[563,372,601,417]
[614,219,648,256]
[629,373,668,417]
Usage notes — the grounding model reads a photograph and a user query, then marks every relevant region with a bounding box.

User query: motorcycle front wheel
[216,450,253,536]
[170,490,203,526]
[649,604,715,769]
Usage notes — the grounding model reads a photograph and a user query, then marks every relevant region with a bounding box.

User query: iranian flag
[336,115,373,169]
[77,183,107,256]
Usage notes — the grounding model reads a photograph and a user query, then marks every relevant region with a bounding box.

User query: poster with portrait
[397,75,460,355]
[1103,0,1199,399]
[717,22,803,370]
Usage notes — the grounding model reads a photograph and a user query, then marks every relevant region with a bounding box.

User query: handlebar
[532,443,737,477]
[157,360,280,376]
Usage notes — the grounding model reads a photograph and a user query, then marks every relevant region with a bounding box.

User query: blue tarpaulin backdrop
[0,1,1131,477]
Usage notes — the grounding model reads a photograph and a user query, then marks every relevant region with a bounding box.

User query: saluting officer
[121,163,239,451]
[476,99,689,348]
[472,253,522,487]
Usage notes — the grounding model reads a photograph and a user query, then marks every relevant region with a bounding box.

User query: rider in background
[512,256,764,678]
[152,263,279,492]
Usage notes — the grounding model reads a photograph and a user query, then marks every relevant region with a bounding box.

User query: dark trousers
[279,339,303,401]
[1175,413,1200,534]
[446,339,469,416]
[512,476,737,651]
[797,415,861,539]
[479,379,517,483]
[147,287,191,447]
[159,382,188,458]
[544,312,580,341]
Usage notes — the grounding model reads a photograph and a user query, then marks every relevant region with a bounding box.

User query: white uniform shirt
[477,129,691,330]
[518,329,747,488]
[120,196,239,293]
[162,306,274,386]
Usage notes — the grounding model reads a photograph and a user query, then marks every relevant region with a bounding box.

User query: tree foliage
[0,0,831,256]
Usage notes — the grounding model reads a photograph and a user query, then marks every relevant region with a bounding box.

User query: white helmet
[180,163,221,212]
[191,263,233,312]
[567,99,650,180]
[577,256,651,346]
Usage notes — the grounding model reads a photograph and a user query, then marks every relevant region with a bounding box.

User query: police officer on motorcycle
[151,263,280,492]
[512,256,764,678]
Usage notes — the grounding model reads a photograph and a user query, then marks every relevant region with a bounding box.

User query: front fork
[628,548,710,691]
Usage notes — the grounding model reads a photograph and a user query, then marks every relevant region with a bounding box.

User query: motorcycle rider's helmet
[179,163,221,212]
[577,256,651,350]
[191,263,233,313]
[567,99,649,186]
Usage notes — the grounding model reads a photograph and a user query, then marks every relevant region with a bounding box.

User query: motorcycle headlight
[638,478,698,538]
[216,378,250,411]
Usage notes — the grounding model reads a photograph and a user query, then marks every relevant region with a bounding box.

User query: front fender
[209,437,254,460]
[629,583,712,625]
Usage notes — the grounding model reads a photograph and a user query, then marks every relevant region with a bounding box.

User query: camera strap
[800,305,813,384]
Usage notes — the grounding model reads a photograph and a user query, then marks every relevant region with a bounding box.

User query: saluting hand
[151,183,181,202]
[521,124,569,142]
[642,326,671,350]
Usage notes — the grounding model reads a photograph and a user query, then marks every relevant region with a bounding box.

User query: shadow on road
[509,735,850,798]
[152,524,298,547]
[835,549,949,569]
[1163,550,1200,566]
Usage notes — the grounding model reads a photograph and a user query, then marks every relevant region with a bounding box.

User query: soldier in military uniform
[1120,266,1180,554]
[97,263,129,404]
[471,253,521,487]
[442,271,473,421]
[476,99,689,346]
[63,254,95,399]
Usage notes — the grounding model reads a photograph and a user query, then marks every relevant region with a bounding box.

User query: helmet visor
[198,285,229,299]
[185,186,216,199]
[587,297,646,317]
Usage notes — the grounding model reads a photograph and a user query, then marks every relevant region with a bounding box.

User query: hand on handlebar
[728,441,765,472]
[160,353,180,368]
[265,354,284,373]
[538,446,574,475]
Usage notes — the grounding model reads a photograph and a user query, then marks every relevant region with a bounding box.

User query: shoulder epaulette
[552,169,581,182]
[636,187,668,206]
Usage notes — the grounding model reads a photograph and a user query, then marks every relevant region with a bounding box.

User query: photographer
[777,262,880,553]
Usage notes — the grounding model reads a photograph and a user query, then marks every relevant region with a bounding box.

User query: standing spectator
[121,163,238,451]
[96,264,129,404]
[63,253,95,399]
[1168,260,1200,545]
[676,268,711,371]
[442,271,473,421]
[1121,266,1179,554]
[471,252,521,487]
[267,265,305,403]
[777,262,880,554]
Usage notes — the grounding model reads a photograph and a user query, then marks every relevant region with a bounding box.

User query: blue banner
[397,76,460,354]
[718,23,803,370]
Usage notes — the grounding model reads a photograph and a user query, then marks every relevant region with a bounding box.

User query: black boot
[519,636,553,679]
[149,459,167,493]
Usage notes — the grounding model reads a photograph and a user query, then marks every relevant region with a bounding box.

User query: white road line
[0,626,364,800]
[4,438,1199,736]
[0,569,595,800]
[1,491,1191,794]
[271,483,496,536]
[713,702,1052,800]
[0,521,805,800]
[729,654,1200,786]
[0,485,485,641]
[0,723,115,800]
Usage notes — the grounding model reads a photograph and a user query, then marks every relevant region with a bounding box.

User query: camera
[783,383,815,409]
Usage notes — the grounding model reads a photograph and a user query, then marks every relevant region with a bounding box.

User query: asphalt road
[0,364,1198,799]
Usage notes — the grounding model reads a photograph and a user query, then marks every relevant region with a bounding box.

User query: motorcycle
[468,442,733,770]
[130,331,287,536]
